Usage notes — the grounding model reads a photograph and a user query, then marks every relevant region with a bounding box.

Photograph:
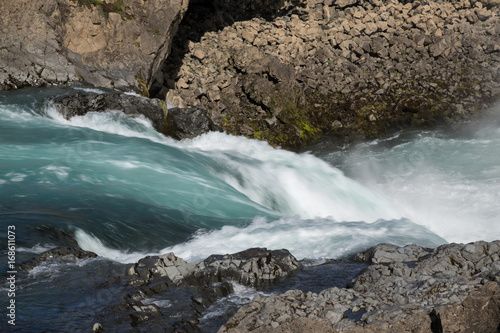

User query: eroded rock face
[0,0,189,91]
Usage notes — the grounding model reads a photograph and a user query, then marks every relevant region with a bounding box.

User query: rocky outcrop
[122,248,301,329]
[0,0,189,91]
[165,107,220,139]
[160,0,500,148]
[218,241,500,333]
[50,92,168,132]
[19,247,98,273]
[48,91,217,139]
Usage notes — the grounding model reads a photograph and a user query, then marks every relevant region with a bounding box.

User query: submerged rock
[19,247,98,273]
[49,92,167,133]
[49,92,217,140]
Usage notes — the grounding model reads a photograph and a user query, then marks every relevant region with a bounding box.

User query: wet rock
[219,241,500,333]
[49,92,167,133]
[351,243,433,264]
[200,248,302,288]
[19,247,98,273]
[123,248,301,330]
[164,107,220,140]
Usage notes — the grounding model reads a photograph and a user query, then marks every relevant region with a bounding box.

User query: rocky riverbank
[2,0,500,150]
[18,240,500,332]
[159,0,500,148]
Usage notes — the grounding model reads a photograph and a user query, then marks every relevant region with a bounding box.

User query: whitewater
[1,86,500,332]
[1,87,499,267]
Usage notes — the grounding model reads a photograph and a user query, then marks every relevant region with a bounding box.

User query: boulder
[435,281,500,333]
[164,107,220,140]
[200,248,302,287]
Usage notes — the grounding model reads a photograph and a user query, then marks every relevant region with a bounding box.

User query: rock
[156,0,500,149]
[351,243,432,264]
[164,107,219,140]
[0,0,189,90]
[49,92,168,133]
[19,247,98,273]
[200,248,302,287]
[219,241,500,333]
[336,0,359,9]
[434,281,500,333]
[123,248,301,330]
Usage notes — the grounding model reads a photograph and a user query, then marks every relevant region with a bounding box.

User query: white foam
[42,165,71,180]
[72,87,107,94]
[6,172,27,182]
[18,244,55,254]
[75,229,153,263]
[76,215,443,264]
[44,105,172,144]
[180,132,402,221]
[327,128,500,244]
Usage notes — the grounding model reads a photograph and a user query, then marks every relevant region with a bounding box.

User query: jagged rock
[19,247,98,273]
[123,248,301,329]
[0,0,189,91]
[351,243,433,264]
[435,281,500,333]
[200,248,302,287]
[218,241,500,333]
[159,0,500,149]
[164,107,220,140]
[49,92,168,133]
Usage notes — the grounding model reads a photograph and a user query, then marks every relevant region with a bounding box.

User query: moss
[136,71,149,98]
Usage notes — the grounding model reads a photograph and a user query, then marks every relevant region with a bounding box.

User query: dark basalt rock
[120,248,302,330]
[49,92,167,133]
[49,92,219,141]
[201,248,302,287]
[164,107,220,140]
[19,246,98,273]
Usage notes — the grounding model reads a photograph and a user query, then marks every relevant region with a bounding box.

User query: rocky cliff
[2,0,500,149]
[0,0,188,91]
[160,0,500,148]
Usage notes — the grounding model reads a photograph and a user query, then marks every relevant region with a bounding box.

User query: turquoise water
[1,87,499,331]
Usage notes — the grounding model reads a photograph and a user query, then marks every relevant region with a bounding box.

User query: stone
[19,247,98,273]
[49,92,168,134]
[164,107,219,140]
[202,248,301,288]
[0,0,189,90]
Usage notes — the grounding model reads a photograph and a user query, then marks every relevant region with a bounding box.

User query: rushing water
[1,87,499,331]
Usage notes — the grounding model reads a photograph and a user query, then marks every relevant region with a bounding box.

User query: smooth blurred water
[1,87,499,331]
